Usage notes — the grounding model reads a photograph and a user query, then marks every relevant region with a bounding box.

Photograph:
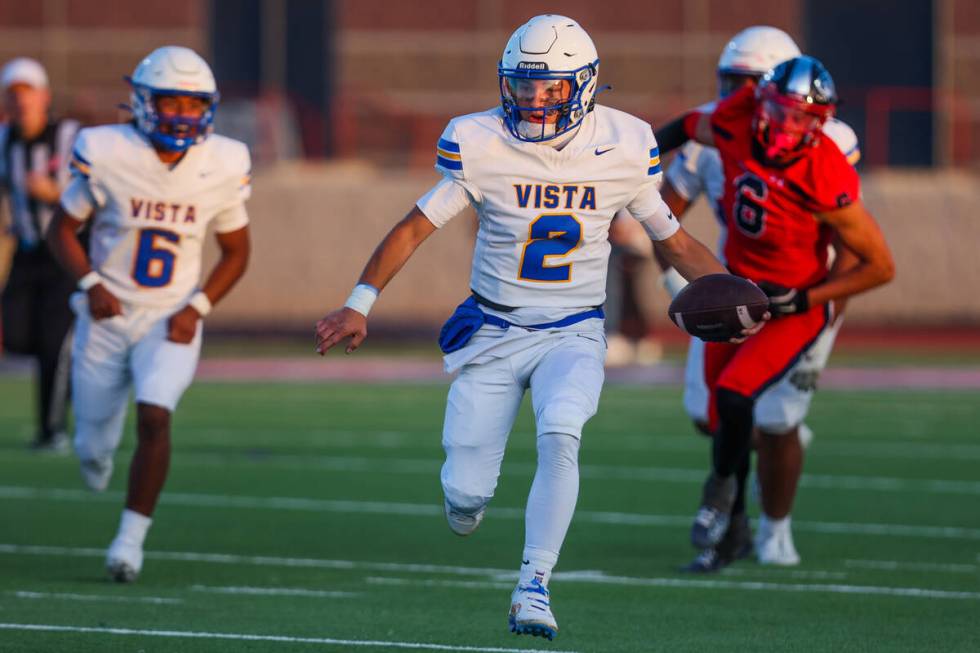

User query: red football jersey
[705,86,860,289]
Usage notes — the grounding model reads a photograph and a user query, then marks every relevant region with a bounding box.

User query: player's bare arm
[168,225,250,344]
[47,204,122,319]
[652,227,726,281]
[806,200,894,308]
[824,233,861,317]
[315,206,437,355]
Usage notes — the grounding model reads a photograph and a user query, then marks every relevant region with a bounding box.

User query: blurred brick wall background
[1,0,978,329]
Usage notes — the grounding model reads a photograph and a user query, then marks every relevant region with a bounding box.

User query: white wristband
[188,291,213,317]
[78,270,102,291]
[344,283,379,317]
[660,266,689,299]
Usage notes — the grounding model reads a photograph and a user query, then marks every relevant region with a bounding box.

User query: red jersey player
[657,56,894,560]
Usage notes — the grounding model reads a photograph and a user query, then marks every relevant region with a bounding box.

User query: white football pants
[441,327,605,565]
[70,293,201,462]
[683,315,844,433]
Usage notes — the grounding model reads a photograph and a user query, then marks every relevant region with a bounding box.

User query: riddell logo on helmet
[517,61,549,70]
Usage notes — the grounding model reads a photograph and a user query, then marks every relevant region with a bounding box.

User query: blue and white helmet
[498,15,600,143]
[127,46,219,152]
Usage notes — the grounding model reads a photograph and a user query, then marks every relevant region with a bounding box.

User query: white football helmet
[716,26,801,97]
[498,15,599,142]
[127,46,219,152]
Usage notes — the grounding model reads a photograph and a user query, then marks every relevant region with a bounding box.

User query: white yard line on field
[0,544,516,577]
[366,572,980,601]
[844,559,978,574]
[0,623,577,653]
[1,544,976,603]
[163,451,980,496]
[11,590,181,605]
[366,577,515,590]
[2,485,978,541]
[190,584,357,598]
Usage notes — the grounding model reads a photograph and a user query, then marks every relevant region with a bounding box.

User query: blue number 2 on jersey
[518,213,583,283]
[132,228,180,287]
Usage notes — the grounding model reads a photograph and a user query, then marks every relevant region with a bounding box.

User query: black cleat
[690,472,737,549]
[682,512,752,573]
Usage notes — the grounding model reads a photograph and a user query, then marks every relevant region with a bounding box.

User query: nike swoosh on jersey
[594,147,615,156]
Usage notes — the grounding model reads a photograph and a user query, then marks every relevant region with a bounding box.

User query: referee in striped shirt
[0,58,80,451]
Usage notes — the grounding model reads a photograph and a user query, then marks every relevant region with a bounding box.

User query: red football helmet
[753,56,837,163]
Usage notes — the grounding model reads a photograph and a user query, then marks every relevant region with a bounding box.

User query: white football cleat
[80,457,114,492]
[755,516,801,566]
[444,499,485,537]
[509,578,557,640]
[106,536,143,583]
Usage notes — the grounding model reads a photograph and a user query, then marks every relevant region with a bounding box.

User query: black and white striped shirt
[0,118,79,249]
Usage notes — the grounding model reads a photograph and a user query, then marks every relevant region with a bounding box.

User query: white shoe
[444,499,484,536]
[106,536,143,583]
[509,578,558,640]
[755,517,801,566]
[80,457,114,492]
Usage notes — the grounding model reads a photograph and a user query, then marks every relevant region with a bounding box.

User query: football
[668,274,769,342]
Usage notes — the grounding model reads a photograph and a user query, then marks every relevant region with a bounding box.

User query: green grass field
[0,376,978,652]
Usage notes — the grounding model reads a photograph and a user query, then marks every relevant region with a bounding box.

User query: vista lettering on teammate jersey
[513,184,597,210]
[130,198,197,224]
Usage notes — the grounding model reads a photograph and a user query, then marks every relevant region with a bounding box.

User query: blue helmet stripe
[437,138,460,154]
[437,155,463,171]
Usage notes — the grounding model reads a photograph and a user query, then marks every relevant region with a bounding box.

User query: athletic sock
[521,432,580,588]
[713,388,755,477]
[116,508,152,546]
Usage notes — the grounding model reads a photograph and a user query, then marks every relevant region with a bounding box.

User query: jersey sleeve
[822,119,861,166]
[60,128,105,218]
[809,150,861,213]
[416,176,473,228]
[216,140,252,213]
[626,127,680,240]
[418,120,481,227]
[664,141,707,202]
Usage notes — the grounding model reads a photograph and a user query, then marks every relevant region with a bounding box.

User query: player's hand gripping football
[315,307,367,355]
[757,282,809,318]
[728,310,770,344]
[168,305,201,344]
[87,284,123,320]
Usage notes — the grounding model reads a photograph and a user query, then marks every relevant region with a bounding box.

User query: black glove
[757,282,809,317]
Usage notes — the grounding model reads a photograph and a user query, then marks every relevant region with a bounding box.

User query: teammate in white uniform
[315,15,756,640]
[46,47,251,582]
[655,27,861,570]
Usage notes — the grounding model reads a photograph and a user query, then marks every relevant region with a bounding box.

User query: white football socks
[520,433,581,587]
[116,508,152,546]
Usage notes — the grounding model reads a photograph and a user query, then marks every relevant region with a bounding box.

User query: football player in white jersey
[315,15,761,640]
[46,46,251,582]
[653,27,861,570]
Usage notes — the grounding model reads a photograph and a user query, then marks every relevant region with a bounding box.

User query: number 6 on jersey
[518,213,582,282]
[132,228,180,287]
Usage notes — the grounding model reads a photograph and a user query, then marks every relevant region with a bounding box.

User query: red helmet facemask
[754,88,834,163]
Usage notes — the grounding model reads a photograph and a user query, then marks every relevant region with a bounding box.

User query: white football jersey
[665,117,860,257]
[417,106,678,310]
[61,124,251,308]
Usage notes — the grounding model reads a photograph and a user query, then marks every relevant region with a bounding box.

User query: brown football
[668,274,769,342]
